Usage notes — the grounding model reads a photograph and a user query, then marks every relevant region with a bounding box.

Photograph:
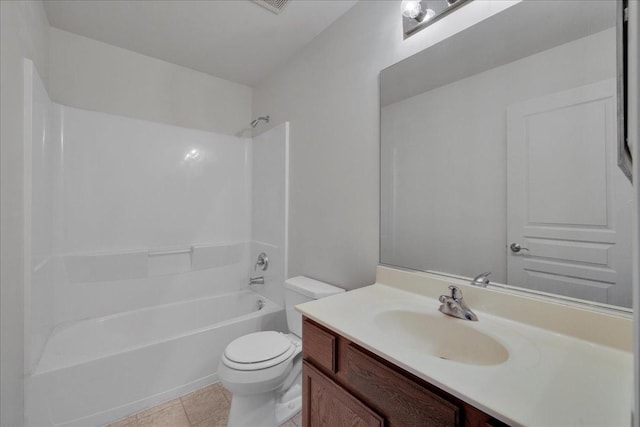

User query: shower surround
[23,60,289,426]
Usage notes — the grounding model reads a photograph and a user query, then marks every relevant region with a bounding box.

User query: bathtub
[26,290,285,427]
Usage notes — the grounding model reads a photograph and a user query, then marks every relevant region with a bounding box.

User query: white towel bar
[148,247,193,257]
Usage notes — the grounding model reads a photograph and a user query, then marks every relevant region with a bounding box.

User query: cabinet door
[345,344,459,427]
[303,319,337,373]
[302,361,383,427]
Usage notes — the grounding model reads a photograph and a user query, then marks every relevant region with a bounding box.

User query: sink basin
[373,310,509,365]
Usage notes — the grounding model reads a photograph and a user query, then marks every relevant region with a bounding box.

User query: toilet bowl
[218,276,344,427]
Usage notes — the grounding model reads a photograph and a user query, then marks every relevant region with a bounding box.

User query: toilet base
[227,392,277,427]
[275,384,302,424]
[227,378,302,427]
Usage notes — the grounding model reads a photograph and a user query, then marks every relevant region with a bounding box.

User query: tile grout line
[178,397,194,426]
[178,399,195,427]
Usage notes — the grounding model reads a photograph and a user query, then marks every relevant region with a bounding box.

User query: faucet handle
[448,285,463,300]
[471,272,491,287]
[254,252,269,271]
[474,272,491,280]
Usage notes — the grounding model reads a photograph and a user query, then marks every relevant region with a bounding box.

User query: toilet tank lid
[284,276,345,299]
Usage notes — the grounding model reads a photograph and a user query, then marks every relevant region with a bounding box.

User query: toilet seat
[218,332,302,396]
[223,331,297,371]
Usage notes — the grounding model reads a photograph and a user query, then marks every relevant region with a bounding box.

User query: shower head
[251,115,270,128]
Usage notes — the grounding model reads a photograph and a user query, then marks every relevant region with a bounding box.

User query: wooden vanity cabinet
[301,317,510,427]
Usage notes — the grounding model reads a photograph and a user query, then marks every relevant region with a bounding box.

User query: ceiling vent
[252,0,289,15]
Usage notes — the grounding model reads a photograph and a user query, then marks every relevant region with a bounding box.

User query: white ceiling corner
[43,0,359,87]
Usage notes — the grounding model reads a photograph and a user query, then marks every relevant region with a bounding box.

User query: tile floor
[106,383,302,427]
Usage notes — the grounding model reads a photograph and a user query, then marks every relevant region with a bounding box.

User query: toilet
[218,276,344,427]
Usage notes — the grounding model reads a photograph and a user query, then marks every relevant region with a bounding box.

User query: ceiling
[43,0,358,87]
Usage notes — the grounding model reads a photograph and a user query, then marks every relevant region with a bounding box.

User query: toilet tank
[284,276,344,338]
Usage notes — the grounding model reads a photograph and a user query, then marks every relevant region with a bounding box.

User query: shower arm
[250,115,270,128]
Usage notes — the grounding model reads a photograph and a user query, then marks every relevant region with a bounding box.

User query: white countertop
[296,283,633,427]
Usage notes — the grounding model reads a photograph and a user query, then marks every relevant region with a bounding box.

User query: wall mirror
[380,0,633,309]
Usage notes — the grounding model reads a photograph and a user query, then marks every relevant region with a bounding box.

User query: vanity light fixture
[401,0,435,22]
[402,0,471,39]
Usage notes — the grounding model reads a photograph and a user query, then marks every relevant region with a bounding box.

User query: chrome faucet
[471,272,491,288]
[249,276,264,286]
[438,285,478,321]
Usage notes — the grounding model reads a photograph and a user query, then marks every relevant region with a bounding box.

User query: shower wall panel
[52,106,252,324]
[57,105,251,253]
[251,122,289,306]
[24,60,60,374]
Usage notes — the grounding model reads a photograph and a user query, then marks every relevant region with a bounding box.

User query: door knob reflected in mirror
[510,243,529,253]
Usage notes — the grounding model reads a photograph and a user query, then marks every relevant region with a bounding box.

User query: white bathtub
[26,290,285,427]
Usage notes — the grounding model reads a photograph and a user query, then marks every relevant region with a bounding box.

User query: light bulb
[423,8,436,21]
[401,0,422,19]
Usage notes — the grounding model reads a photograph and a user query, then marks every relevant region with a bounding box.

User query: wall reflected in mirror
[381,0,633,308]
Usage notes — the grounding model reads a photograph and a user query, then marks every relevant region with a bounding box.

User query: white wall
[252,0,518,290]
[0,1,50,425]
[48,28,252,136]
[381,28,616,285]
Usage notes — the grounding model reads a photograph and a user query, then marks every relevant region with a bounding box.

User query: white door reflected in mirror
[506,80,633,306]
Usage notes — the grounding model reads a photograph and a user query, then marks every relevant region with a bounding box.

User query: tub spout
[249,276,264,286]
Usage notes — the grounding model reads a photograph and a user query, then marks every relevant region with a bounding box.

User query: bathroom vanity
[297,266,633,427]
[301,317,508,427]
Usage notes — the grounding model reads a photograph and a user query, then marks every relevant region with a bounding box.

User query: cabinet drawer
[345,344,460,427]
[302,319,337,372]
[303,361,383,427]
